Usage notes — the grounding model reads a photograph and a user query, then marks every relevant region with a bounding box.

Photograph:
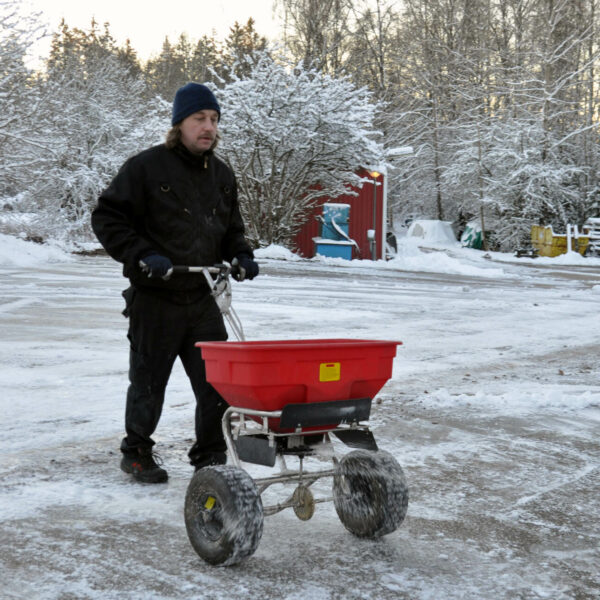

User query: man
[91,83,258,483]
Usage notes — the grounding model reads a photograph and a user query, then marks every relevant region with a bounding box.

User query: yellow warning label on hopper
[319,362,341,382]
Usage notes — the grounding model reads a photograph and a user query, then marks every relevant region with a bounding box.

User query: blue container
[321,222,349,239]
[321,203,350,241]
[314,240,353,260]
[323,203,350,224]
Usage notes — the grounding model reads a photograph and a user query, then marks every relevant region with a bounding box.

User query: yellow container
[531,225,589,257]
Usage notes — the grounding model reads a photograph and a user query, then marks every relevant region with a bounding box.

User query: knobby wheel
[184,465,264,566]
[333,449,409,538]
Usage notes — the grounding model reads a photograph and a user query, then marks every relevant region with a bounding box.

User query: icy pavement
[0,240,599,599]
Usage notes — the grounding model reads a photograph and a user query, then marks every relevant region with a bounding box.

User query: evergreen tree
[117,39,143,78]
[190,34,222,82]
[145,37,182,99]
[223,18,267,79]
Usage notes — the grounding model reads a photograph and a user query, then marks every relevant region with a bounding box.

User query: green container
[460,223,483,249]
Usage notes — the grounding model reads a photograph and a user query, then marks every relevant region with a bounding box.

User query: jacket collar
[172,142,213,167]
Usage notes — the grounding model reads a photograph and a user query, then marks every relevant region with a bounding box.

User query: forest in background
[1,0,600,251]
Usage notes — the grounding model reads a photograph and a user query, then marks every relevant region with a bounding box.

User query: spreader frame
[178,265,409,566]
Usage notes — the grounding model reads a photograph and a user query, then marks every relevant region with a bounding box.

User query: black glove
[232,253,259,281]
[139,254,173,279]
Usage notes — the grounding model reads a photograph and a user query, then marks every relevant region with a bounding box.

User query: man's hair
[165,125,220,150]
[165,124,182,149]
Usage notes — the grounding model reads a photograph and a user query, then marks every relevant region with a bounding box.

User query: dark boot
[121,447,168,483]
[192,451,227,471]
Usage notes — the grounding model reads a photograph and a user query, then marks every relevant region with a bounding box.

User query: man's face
[179,109,219,154]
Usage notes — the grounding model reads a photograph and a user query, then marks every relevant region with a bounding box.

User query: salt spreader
[173,264,409,566]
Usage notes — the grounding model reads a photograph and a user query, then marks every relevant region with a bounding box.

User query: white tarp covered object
[406,219,457,245]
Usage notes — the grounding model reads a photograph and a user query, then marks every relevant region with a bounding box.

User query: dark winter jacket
[91,143,252,295]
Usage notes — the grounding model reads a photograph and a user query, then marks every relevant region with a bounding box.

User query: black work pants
[121,288,228,465]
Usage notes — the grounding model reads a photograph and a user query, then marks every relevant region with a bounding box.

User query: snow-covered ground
[1,233,599,599]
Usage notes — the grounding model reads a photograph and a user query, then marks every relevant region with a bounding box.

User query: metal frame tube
[222,406,282,467]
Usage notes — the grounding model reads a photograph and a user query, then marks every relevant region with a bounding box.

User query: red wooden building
[292,169,387,260]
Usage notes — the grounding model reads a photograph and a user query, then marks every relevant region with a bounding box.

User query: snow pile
[384,238,507,278]
[255,237,600,279]
[255,240,507,278]
[535,250,591,265]
[0,233,73,266]
[254,244,302,261]
[492,249,600,266]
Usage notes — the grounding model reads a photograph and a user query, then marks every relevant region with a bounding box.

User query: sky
[26,0,283,63]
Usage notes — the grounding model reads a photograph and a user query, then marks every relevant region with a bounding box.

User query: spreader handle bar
[171,265,226,275]
[172,264,246,341]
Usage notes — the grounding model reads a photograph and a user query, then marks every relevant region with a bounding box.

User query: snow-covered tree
[439,0,600,248]
[379,0,600,248]
[443,117,588,250]
[0,0,45,199]
[277,0,352,73]
[18,20,168,245]
[346,0,400,96]
[218,50,384,247]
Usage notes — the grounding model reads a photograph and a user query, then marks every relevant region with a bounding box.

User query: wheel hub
[292,485,315,521]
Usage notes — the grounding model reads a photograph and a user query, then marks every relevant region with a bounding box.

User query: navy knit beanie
[171,83,221,125]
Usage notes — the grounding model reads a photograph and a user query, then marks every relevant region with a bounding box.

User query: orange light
[370,170,381,179]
